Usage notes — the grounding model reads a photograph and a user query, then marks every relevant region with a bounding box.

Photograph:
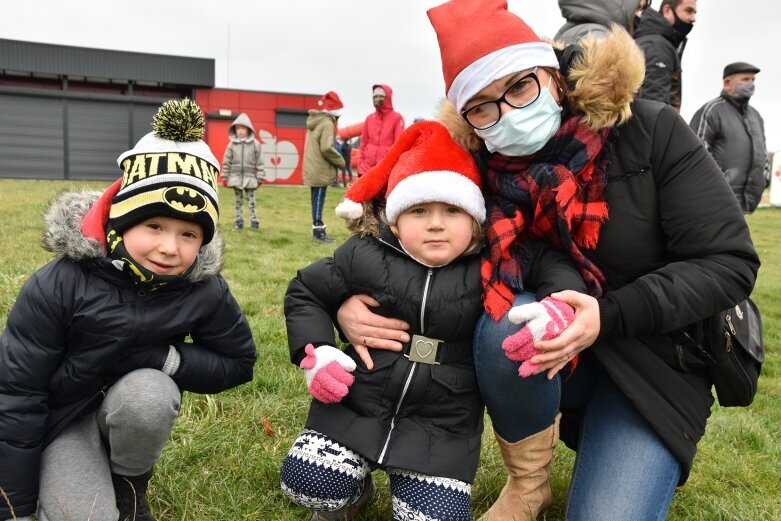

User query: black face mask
[671,8,693,36]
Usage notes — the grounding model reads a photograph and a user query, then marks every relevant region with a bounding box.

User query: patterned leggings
[233,188,257,225]
[280,430,472,520]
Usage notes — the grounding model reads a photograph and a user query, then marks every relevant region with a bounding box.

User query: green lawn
[0,179,778,520]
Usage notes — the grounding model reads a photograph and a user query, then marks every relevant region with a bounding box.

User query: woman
[336,0,759,520]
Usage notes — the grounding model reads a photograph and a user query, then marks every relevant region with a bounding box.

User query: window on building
[275,109,308,128]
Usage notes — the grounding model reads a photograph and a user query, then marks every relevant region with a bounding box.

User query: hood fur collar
[438,27,645,152]
[42,190,224,283]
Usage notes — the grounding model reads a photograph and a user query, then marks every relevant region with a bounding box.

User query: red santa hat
[335,120,484,224]
[427,0,559,112]
[318,91,344,116]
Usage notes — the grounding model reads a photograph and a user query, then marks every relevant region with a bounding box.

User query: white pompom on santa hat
[335,120,485,224]
[427,0,559,113]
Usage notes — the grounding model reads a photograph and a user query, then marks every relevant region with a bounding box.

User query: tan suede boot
[480,413,561,521]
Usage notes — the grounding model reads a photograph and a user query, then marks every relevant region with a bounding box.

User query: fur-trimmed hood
[438,27,645,152]
[42,190,224,283]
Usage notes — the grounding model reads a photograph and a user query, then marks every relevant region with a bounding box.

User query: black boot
[310,475,375,520]
[112,469,156,521]
[312,225,335,243]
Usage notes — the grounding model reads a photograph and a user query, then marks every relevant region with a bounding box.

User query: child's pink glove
[502,297,575,377]
[299,344,357,403]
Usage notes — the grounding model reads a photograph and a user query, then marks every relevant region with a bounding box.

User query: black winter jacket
[0,191,257,519]
[285,227,585,483]
[689,92,767,213]
[635,8,687,111]
[575,100,760,483]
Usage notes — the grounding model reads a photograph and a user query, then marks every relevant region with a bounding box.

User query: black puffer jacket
[0,191,257,519]
[634,7,687,111]
[285,226,585,483]
[583,99,759,482]
[689,92,767,213]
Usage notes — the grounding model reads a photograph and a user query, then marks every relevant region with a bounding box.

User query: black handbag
[683,298,765,407]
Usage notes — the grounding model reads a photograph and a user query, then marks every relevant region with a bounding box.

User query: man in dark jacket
[634,0,697,111]
[690,62,768,213]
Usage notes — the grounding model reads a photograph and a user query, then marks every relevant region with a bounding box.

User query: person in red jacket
[357,84,405,176]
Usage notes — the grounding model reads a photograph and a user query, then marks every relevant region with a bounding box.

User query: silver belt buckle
[406,334,442,365]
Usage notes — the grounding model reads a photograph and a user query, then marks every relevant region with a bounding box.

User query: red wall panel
[196,88,322,186]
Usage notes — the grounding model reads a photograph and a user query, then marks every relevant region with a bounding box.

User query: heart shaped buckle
[406,334,442,365]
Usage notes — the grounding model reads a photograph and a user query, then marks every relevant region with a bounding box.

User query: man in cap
[690,62,768,213]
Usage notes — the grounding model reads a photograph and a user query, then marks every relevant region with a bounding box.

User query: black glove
[107,344,170,377]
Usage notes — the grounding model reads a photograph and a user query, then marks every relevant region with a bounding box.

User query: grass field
[0,178,778,520]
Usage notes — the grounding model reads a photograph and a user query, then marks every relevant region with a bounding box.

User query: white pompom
[335,199,363,219]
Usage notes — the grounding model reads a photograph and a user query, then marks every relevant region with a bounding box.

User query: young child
[0,99,257,521]
[280,121,586,520]
[221,112,265,230]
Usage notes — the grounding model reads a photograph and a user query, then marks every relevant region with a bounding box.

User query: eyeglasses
[461,68,541,130]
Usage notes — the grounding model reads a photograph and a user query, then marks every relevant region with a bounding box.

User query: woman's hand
[336,294,410,370]
[529,290,601,379]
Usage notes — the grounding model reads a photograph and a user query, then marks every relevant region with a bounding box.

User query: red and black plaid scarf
[481,114,616,320]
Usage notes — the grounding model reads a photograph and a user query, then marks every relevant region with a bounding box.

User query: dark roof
[0,38,214,87]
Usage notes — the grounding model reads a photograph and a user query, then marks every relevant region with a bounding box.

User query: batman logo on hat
[163,186,207,213]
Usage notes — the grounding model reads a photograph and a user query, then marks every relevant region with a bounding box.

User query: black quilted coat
[285,226,585,483]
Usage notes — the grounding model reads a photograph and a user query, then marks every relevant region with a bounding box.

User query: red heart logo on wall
[271,157,282,166]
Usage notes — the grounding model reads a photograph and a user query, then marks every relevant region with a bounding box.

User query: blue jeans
[474,292,681,521]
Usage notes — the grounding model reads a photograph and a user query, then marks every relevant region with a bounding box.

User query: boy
[280,121,584,520]
[0,99,257,521]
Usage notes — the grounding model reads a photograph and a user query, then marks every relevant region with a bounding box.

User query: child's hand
[502,297,575,377]
[299,344,357,403]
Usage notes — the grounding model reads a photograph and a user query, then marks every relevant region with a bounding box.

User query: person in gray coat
[690,62,768,213]
[555,0,646,44]
[222,113,265,229]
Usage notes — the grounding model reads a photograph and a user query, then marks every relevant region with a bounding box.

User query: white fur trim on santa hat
[116,131,220,170]
[335,198,364,220]
[448,42,559,113]
[386,170,485,224]
[326,109,344,117]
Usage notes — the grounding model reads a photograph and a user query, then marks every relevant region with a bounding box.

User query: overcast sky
[3,0,779,150]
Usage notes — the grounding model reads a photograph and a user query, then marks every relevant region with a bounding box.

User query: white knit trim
[385,170,485,224]
[448,42,559,113]
[326,108,344,117]
[162,345,181,376]
[117,132,220,170]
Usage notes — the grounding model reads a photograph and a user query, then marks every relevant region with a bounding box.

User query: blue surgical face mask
[474,79,563,157]
[734,81,755,99]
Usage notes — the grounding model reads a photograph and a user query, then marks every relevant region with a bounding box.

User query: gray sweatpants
[37,369,181,521]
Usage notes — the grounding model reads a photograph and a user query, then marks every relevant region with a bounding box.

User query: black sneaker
[112,470,156,521]
[310,475,375,520]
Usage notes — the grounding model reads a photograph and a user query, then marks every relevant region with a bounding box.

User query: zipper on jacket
[377,268,434,464]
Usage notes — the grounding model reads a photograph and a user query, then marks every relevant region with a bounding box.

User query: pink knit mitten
[299,344,357,403]
[502,297,575,377]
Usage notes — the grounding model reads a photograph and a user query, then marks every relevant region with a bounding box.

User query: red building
[196,88,322,186]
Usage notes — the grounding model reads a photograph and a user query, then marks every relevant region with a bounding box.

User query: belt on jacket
[403,334,472,365]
